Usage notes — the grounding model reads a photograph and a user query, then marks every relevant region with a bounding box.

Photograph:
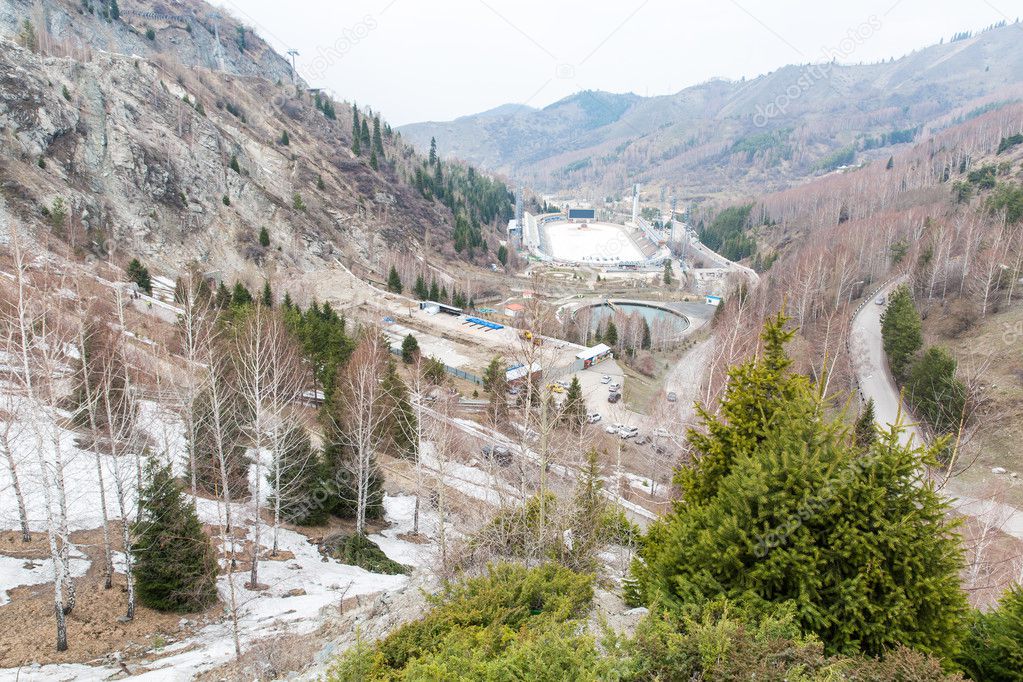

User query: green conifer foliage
[269,426,329,526]
[881,285,923,381]
[133,463,218,612]
[957,585,1023,681]
[634,312,967,658]
[126,258,152,294]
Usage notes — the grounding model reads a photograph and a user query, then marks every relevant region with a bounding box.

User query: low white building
[576,343,613,369]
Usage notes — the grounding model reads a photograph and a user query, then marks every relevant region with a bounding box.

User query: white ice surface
[542,222,645,262]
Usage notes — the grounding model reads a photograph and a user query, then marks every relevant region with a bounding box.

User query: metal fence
[387,346,483,385]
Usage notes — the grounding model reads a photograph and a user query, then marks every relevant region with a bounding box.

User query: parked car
[556,379,570,389]
[666,391,677,402]
[600,375,612,384]
[608,382,621,391]
[653,428,670,438]
[635,435,651,445]
[875,295,886,305]
[606,422,624,434]
[618,426,639,439]
[608,392,621,404]
[587,412,602,424]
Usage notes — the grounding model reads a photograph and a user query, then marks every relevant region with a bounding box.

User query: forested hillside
[401,22,1023,197]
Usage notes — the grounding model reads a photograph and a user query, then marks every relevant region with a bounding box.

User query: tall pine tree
[633,312,967,658]
[133,463,218,612]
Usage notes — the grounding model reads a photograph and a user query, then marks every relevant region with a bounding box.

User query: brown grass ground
[0,513,306,669]
[924,304,1023,507]
[0,527,216,669]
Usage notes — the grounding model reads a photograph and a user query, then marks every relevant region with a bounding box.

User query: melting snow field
[0,390,436,680]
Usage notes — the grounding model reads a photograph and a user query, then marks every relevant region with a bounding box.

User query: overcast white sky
[218,0,1015,125]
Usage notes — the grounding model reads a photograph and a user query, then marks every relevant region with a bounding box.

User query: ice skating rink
[540,221,645,263]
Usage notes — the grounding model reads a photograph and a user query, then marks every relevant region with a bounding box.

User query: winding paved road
[850,276,1023,540]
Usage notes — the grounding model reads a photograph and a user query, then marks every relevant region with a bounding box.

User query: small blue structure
[706,295,723,306]
[464,316,504,330]
[568,208,595,220]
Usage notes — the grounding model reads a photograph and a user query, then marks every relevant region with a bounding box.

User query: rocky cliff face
[1,0,297,87]
[0,0,453,284]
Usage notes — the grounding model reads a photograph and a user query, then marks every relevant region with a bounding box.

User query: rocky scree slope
[0,0,455,280]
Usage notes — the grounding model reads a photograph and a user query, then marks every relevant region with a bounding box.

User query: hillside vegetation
[401,23,1023,197]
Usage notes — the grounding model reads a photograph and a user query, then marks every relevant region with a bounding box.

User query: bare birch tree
[3,228,74,649]
[329,330,392,536]
[233,304,303,585]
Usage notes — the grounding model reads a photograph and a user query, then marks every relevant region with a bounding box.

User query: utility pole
[286,49,300,84]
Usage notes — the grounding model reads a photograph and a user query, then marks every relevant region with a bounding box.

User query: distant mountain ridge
[399,23,1023,198]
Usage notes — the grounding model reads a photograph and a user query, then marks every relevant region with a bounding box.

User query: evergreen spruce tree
[428,136,437,166]
[401,333,420,364]
[881,285,923,382]
[563,376,586,430]
[387,266,403,294]
[566,450,608,570]
[133,462,218,612]
[482,356,508,424]
[413,274,428,300]
[269,426,329,525]
[429,279,440,302]
[482,357,506,395]
[229,154,241,173]
[497,245,508,266]
[352,131,361,156]
[382,361,418,460]
[641,318,652,350]
[957,585,1023,681]
[663,260,674,286]
[215,280,232,309]
[279,130,290,146]
[321,415,385,522]
[854,397,876,448]
[191,388,250,500]
[633,312,967,658]
[372,115,384,155]
[360,119,371,151]
[604,320,619,347]
[232,281,253,307]
[370,150,378,171]
[258,225,270,247]
[906,346,967,434]
[261,281,273,307]
[127,258,152,294]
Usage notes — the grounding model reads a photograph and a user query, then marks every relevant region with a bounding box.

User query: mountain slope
[400,23,1023,197]
[0,0,508,288]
